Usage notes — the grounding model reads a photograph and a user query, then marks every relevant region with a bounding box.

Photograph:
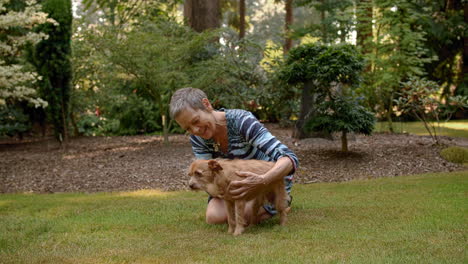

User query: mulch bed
[1,124,466,193]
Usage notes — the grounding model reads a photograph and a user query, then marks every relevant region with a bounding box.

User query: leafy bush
[279,43,365,89]
[440,146,468,165]
[395,77,468,144]
[306,96,375,135]
[76,114,104,136]
[0,106,31,137]
[107,94,161,135]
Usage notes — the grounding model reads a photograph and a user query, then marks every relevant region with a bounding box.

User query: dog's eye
[194,170,202,177]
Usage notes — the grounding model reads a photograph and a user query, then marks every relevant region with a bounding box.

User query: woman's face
[175,107,216,139]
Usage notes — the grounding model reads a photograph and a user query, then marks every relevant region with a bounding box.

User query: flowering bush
[395,77,468,144]
[0,0,56,108]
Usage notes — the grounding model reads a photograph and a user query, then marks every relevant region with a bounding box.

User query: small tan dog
[188,159,288,235]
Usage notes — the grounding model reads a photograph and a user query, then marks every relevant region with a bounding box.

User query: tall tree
[81,0,179,27]
[30,0,73,143]
[184,0,221,32]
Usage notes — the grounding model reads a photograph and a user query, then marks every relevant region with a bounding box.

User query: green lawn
[376,120,468,138]
[1,171,467,264]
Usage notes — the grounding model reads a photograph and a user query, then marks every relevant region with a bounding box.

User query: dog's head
[187,159,223,191]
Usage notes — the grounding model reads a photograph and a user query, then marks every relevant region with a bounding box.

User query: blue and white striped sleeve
[238,111,299,172]
[190,135,213,160]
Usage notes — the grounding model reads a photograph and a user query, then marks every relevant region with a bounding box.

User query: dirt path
[1,124,466,193]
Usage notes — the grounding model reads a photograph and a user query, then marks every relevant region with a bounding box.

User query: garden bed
[0,124,466,193]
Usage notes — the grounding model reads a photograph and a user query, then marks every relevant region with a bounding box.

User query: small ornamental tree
[0,0,55,137]
[395,77,468,144]
[279,43,375,151]
[305,96,375,152]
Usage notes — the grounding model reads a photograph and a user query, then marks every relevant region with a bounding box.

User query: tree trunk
[356,0,372,49]
[183,0,192,26]
[162,114,169,144]
[283,0,293,53]
[462,1,468,93]
[356,0,372,73]
[60,95,68,146]
[341,131,348,152]
[184,0,220,32]
[386,92,394,133]
[293,81,315,139]
[320,0,327,43]
[239,0,246,39]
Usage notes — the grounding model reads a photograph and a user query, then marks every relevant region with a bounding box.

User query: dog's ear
[208,160,223,172]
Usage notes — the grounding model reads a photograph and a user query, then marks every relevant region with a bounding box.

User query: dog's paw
[228,225,235,234]
[233,226,245,236]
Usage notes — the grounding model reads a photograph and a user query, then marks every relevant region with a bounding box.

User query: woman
[170,87,298,224]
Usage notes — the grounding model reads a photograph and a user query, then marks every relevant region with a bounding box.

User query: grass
[376,120,468,138]
[0,171,467,264]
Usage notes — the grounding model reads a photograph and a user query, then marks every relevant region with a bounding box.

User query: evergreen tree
[30,0,72,143]
[361,0,435,130]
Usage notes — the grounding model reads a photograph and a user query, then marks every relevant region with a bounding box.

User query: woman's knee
[206,198,227,224]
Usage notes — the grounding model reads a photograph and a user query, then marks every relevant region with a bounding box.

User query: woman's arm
[229,156,293,200]
[228,111,298,199]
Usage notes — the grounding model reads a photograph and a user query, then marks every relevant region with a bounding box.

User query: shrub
[0,106,31,137]
[440,146,468,165]
[395,77,468,144]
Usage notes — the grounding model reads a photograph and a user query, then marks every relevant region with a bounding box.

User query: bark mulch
[1,123,466,193]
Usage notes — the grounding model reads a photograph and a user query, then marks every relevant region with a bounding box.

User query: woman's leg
[206,197,276,225]
[206,198,227,224]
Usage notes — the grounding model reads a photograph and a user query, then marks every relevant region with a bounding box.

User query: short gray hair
[170,87,208,119]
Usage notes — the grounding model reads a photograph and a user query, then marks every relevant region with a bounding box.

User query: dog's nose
[189,183,196,189]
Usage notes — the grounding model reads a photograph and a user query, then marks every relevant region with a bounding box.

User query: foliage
[28,0,73,142]
[0,0,53,108]
[257,41,301,123]
[104,94,162,135]
[419,0,467,99]
[72,18,225,140]
[395,77,468,144]
[0,105,30,137]
[305,96,376,136]
[190,30,269,112]
[358,0,436,126]
[279,43,365,91]
[81,0,180,26]
[278,43,372,149]
[295,0,354,44]
[280,43,373,148]
[440,146,468,165]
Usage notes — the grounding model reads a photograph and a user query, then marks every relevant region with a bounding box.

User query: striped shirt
[190,109,298,193]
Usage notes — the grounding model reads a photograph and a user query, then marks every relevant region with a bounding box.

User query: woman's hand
[228,171,267,200]
[228,157,293,200]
